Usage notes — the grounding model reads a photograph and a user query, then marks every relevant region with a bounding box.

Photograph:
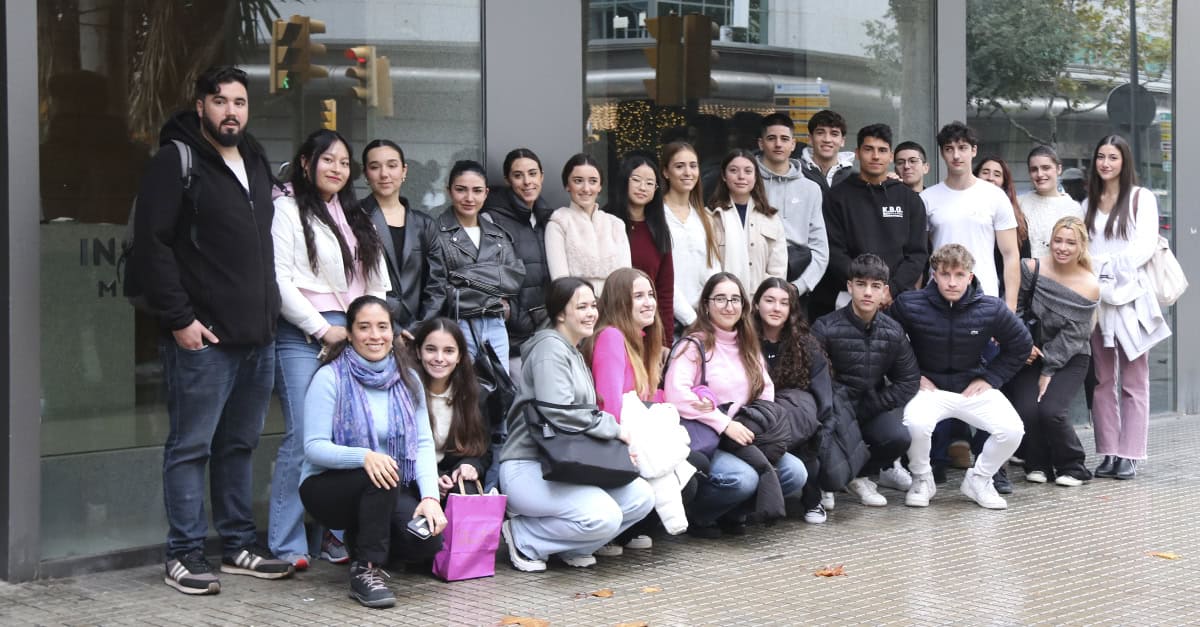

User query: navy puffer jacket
[888,278,1032,394]
[811,307,920,419]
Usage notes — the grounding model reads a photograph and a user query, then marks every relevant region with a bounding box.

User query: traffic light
[345,45,395,117]
[683,14,718,100]
[269,15,329,94]
[643,15,684,106]
[320,99,337,130]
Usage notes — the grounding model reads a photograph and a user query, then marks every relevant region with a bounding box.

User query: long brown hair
[708,148,777,217]
[583,268,664,398]
[661,141,721,267]
[410,318,488,458]
[1084,134,1138,240]
[752,278,817,390]
[974,155,1028,243]
[682,272,765,401]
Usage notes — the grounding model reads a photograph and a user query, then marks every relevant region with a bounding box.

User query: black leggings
[1003,354,1091,479]
[300,468,443,565]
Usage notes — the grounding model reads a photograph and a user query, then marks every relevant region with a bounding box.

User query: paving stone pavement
[3,416,1199,626]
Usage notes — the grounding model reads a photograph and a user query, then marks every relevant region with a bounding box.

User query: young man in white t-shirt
[920,122,1020,310]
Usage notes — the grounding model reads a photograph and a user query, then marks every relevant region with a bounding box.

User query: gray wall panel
[1172,1,1196,414]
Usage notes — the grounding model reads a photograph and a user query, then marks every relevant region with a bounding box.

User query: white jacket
[620,393,695,535]
[272,195,390,336]
[1096,256,1170,360]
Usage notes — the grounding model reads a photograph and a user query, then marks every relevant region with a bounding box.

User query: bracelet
[421,496,438,503]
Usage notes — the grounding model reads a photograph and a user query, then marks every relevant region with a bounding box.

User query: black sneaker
[349,561,395,608]
[221,544,295,579]
[993,466,1014,494]
[165,549,220,595]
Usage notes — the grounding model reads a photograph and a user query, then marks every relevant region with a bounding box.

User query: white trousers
[903,389,1024,478]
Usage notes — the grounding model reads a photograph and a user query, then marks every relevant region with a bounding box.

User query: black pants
[858,408,912,477]
[1003,354,1091,479]
[300,469,443,565]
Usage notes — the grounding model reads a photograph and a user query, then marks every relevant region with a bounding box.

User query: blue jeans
[459,315,510,492]
[688,450,808,525]
[269,312,345,560]
[161,339,274,557]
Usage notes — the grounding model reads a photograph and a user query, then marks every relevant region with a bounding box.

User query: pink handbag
[432,479,507,582]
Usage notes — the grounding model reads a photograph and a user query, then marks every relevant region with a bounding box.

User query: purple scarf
[331,349,419,483]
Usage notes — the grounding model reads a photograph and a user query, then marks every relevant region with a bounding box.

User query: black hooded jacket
[132,110,280,346]
[482,187,554,354]
[811,307,920,419]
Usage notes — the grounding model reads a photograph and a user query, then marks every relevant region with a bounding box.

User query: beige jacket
[545,202,631,295]
[710,198,787,292]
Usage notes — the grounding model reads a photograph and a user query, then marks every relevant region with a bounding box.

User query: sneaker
[594,543,624,557]
[846,477,888,507]
[165,550,220,595]
[803,504,827,524]
[349,561,395,609]
[993,467,1014,495]
[820,491,836,510]
[502,520,546,572]
[1009,455,1026,466]
[624,535,653,550]
[905,472,936,507]
[321,530,350,564]
[961,472,1008,509]
[559,553,597,568]
[1055,474,1085,487]
[877,464,913,491]
[948,440,973,469]
[221,544,294,579]
[1026,470,1048,484]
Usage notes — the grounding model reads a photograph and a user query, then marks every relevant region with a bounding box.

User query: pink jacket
[663,327,774,433]
[591,326,662,422]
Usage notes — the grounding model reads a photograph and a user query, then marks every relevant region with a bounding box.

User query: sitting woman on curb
[663,272,808,537]
[499,277,655,572]
[411,317,492,498]
[300,296,446,609]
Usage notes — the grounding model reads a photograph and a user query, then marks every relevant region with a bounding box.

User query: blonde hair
[929,243,975,272]
[1051,216,1092,272]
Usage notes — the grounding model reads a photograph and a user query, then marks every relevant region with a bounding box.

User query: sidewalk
[3,416,1199,626]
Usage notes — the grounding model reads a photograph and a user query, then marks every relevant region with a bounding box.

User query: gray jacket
[500,329,620,463]
[1020,261,1098,377]
[756,154,829,295]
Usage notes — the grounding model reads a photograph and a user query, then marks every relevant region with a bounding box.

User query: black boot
[1094,455,1117,478]
[992,466,1013,494]
[1114,457,1137,480]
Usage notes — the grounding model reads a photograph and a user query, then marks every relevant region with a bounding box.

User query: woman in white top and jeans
[661,141,721,335]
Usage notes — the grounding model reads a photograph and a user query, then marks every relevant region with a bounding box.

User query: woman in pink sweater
[663,273,808,537]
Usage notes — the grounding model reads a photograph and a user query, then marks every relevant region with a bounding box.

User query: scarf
[331,349,419,482]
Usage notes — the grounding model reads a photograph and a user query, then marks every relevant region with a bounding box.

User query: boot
[1094,455,1117,478]
[1113,457,1137,480]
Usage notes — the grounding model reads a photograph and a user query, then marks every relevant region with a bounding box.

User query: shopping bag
[432,480,507,582]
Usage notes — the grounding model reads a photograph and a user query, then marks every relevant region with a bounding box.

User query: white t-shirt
[463,225,482,249]
[224,156,249,192]
[921,179,1017,297]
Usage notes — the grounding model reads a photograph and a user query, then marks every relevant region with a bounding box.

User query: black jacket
[801,159,853,192]
[814,176,928,317]
[364,196,446,331]
[433,209,525,319]
[132,110,279,346]
[482,188,553,354]
[721,399,792,520]
[888,278,1032,393]
[811,307,920,419]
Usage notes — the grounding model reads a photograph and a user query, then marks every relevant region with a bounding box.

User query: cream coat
[544,202,631,295]
[711,198,788,293]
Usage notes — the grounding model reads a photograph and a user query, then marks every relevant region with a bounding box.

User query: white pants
[903,389,1024,478]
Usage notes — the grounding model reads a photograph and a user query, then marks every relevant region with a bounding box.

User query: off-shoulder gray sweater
[1020,261,1099,377]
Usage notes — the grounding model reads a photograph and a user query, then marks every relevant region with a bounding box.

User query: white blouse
[665,202,719,326]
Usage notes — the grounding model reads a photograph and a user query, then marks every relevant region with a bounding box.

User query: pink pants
[1090,329,1149,460]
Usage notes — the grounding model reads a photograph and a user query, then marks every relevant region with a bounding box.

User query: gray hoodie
[500,328,620,463]
[755,154,829,295]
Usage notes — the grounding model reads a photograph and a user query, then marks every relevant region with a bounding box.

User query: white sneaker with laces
[905,472,936,507]
[803,504,827,524]
[1025,470,1048,483]
[877,463,913,491]
[559,553,597,568]
[820,491,836,510]
[961,472,1008,509]
[624,535,653,550]
[846,477,888,506]
[502,520,547,572]
[594,543,623,557]
[1055,474,1084,487]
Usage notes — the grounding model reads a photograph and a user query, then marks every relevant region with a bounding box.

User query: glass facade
[36,0,482,561]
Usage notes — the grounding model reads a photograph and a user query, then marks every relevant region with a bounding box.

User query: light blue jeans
[689,450,808,525]
[500,459,655,561]
[269,311,345,561]
[459,315,511,492]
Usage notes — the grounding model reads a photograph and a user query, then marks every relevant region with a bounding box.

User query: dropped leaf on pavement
[640,586,662,594]
[591,588,615,598]
[499,616,550,627]
[615,622,649,627]
[814,564,846,577]
[1148,551,1181,560]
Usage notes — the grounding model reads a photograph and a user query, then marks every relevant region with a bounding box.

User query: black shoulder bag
[522,398,639,488]
[1018,259,1042,347]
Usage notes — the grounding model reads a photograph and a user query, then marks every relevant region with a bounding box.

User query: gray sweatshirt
[1020,261,1099,377]
[500,328,620,463]
[755,154,829,295]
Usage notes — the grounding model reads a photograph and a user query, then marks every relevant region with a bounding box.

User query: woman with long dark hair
[270,129,389,569]
[605,154,675,338]
[708,149,788,291]
[1083,135,1170,479]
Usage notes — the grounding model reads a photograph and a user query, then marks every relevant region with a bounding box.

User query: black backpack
[118,139,196,311]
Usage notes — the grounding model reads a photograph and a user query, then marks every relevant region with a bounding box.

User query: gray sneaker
[349,561,395,609]
[221,544,295,579]
[165,550,220,595]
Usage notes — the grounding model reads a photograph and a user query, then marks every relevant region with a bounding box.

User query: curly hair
[752,278,817,390]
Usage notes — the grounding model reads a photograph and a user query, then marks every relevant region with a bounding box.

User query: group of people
[133,66,1170,609]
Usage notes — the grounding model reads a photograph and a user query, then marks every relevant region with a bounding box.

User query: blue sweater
[300,352,439,500]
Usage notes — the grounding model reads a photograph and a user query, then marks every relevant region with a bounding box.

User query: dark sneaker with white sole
[349,561,395,608]
[221,544,294,579]
[165,549,220,595]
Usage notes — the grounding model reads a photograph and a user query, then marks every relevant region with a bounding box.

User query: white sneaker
[559,553,596,568]
[877,464,913,491]
[594,543,623,557]
[502,520,547,572]
[1025,470,1048,484]
[624,535,653,550]
[961,472,1008,509]
[905,472,936,507]
[1055,474,1085,487]
[803,504,827,524]
[846,477,888,507]
[820,491,836,510]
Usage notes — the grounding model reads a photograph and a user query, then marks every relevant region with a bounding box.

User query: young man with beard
[133,66,292,594]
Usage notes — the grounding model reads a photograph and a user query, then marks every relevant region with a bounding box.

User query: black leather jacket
[364,195,446,331]
[433,209,525,319]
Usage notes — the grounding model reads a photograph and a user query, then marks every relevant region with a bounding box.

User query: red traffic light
[345,47,369,64]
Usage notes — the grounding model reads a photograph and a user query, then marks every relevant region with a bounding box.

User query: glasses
[897,157,925,167]
[708,296,743,308]
[629,176,658,190]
